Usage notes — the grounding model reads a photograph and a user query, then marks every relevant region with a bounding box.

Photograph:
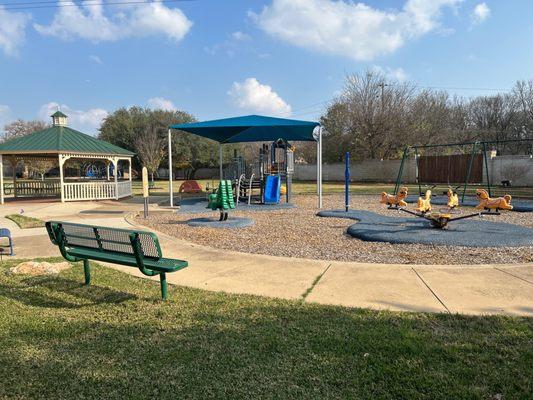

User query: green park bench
[45,221,188,300]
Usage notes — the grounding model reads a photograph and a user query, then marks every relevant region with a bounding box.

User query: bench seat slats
[67,247,188,273]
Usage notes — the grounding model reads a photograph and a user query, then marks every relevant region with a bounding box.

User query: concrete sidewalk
[1,200,532,316]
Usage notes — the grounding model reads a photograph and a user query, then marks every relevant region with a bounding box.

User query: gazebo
[0,111,134,204]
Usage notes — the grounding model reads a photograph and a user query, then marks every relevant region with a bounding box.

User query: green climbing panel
[207,180,235,211]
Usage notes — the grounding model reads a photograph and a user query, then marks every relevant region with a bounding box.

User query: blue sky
[0,0,532,135]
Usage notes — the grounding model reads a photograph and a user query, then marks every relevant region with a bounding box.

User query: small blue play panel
[318,209,533,248]
[405,195,533,212]
[186,217,254,229]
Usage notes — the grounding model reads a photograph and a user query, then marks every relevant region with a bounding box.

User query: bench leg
[160,273,168,300]
[83,259,91,285]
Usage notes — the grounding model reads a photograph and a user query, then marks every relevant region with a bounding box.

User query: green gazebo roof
[51,110,68,118]
[0,125,134,156]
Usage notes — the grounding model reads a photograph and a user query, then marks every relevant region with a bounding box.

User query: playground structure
[169,115,322,209]
[230,139,294,205]
[379,185,514,229]
[394,138,533,202]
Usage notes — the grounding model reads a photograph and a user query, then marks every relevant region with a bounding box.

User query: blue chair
[0,228,14,256]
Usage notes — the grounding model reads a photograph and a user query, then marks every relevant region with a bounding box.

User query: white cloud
[34,1,192,43]
[39,102,108,135]
[89,55,103,64]
[0,105,13,128]
[231,31,251,42]
[251,0,462,61]
[372,65,408,82]
[472,2,490,24]
[0,7,31,56]
[147,97,177,112]
[205,31,252,58]
[228,78,292,117]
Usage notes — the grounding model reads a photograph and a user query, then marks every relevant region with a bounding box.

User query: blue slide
[264,175,281,204]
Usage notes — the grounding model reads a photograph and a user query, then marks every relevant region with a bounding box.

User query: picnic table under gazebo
[0,111,134,204]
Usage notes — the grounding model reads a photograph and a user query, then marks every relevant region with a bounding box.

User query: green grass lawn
[132,179,533,199]
[0,258,531,399]
[5,214,45,229]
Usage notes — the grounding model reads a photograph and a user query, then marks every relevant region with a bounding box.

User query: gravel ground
[135,194,533,265]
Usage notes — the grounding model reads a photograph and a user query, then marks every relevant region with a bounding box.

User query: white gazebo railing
[117,180,133,198]
[64,181,132,201]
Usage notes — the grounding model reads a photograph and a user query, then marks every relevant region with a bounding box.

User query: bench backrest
[46,221,162,260]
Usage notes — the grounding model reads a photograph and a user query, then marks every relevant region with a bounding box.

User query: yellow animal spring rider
[380,186,513,229]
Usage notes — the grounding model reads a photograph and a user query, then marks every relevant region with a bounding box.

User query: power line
[391,83,511,92]
[0,0,195,11]
[287,83,512,118]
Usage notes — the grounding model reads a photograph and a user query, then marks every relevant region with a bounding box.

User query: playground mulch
[136,195,533,265]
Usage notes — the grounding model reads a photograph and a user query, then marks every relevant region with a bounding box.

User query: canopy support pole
[219,144,223,180]
[168,129,173,208]
[317,126,323,209]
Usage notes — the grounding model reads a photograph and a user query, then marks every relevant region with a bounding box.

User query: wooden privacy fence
[418,154,483,184]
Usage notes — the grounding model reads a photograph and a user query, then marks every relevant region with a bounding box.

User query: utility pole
[378,82,388,111]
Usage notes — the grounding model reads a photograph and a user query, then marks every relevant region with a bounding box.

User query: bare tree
[322,70,415,160]
[2,119,49,142]
[27,159,57,180]
[134,126,165,183]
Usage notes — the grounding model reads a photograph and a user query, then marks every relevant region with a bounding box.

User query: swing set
[393,138,533,201]
[380,138,530,228]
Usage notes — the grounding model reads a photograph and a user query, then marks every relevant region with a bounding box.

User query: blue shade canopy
[170,115,320,144]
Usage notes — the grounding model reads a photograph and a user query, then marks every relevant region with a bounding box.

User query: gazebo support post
[219,143,223,180]
[58,154,65,202]
[106,161,110,181]
[11,158,17,199]
[0,155,3,204]
[168,129,173,208]
[112,157,119,200]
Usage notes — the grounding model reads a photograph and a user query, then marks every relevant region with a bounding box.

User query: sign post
[142,167,149,218]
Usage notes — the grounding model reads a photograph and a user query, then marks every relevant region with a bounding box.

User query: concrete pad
[414,267,533,316]
[9,234,59,259]
[197,258,329,300]
[306,263,446,313]
[154,235,328,299]
[496,265,533,284]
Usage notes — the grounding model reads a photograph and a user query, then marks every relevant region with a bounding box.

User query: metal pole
[462,142,478,203]
[414,147,421,196]
[482,142,492,197]
[394,147,409,195]
[345,151,350,212]
[318,126,323,209]
[168,129,173,208]
[219,144,223,180]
